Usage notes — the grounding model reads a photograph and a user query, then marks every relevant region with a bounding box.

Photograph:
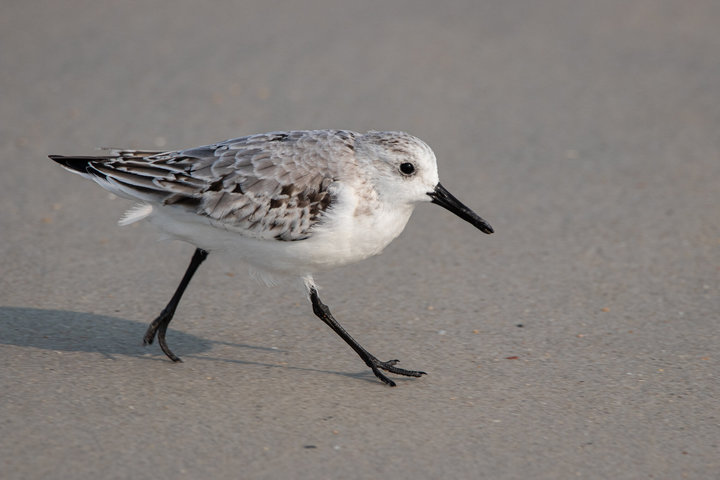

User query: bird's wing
[53,130,358,241]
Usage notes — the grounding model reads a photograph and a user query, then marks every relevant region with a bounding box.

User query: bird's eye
[399,162,415,175]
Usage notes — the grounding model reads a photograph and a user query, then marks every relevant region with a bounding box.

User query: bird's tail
[48,154,148,201]
[48,150,197,206]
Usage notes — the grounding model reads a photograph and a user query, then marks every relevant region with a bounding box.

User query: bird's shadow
[0,306,214,358]
[0,306,393,385]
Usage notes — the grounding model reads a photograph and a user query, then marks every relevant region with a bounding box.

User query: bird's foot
[142,309,182,362]
[367,356,426,387]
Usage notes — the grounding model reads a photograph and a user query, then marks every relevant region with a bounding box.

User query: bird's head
[356,131,494,234]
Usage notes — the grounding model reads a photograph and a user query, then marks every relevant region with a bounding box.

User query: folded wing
[50,130,357,241]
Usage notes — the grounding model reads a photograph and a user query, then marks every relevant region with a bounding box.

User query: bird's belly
[146,205,414,276]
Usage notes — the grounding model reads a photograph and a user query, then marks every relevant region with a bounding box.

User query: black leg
[143,248,208,362]
[309,287,426,386]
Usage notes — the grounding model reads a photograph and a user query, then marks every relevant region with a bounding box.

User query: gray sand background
[1,1,718,478]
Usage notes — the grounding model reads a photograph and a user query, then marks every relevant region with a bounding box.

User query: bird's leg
[309,287,426,386]
[143,248,208,362]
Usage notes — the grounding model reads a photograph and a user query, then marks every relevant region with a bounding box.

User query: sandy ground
[1,1,718,478]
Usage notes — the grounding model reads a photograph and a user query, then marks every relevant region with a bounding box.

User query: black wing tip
[49,155,95,173]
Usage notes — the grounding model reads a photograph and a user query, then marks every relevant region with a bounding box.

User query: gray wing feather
[89,130,357,241]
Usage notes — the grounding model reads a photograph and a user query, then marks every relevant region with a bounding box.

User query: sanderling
[50,129,493,386]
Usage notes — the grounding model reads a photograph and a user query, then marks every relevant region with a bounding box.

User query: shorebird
[50,129,493,386]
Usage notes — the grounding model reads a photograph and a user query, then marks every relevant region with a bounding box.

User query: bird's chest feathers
[318,185,414,263]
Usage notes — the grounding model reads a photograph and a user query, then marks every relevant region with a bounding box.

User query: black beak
[428,183,494,234]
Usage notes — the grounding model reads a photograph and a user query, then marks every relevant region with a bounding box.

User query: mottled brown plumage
[73,130,358,241]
